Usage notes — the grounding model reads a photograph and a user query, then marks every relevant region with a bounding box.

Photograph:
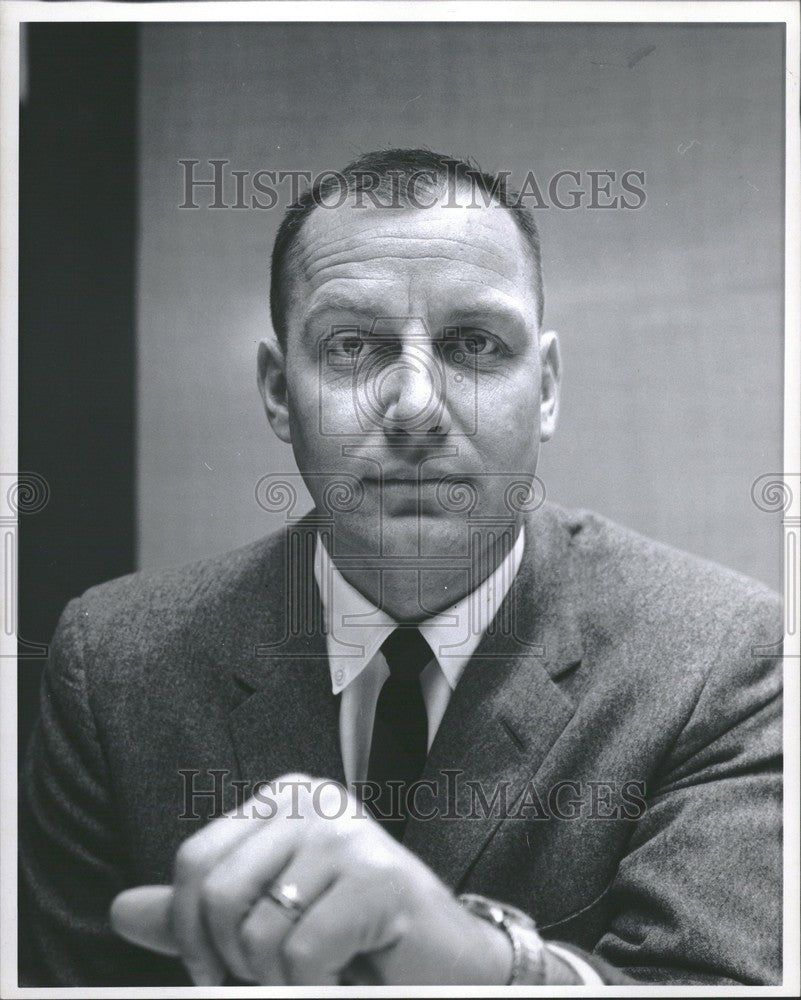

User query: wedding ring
[265,882,306,921]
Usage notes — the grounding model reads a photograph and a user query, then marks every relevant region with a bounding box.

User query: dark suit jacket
[19,503,783,986]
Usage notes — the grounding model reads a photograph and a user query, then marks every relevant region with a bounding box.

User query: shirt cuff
[546,943,605,985]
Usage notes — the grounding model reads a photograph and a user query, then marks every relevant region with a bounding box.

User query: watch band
[457,893,546,985]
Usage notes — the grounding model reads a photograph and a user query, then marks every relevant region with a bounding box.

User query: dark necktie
[366,628,432,839]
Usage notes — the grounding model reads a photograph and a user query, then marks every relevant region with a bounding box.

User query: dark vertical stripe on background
[18,25,139,755]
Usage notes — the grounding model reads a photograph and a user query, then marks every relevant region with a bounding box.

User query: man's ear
[539,329,561,442]
[257,338,292,444]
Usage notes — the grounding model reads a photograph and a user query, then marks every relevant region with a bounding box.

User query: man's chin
[319,501,521,564]
[340,513,479,562]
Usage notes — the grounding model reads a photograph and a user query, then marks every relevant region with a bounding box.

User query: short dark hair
[269,148,544,348]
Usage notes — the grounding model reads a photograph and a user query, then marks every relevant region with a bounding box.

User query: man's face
[260,197,559,580]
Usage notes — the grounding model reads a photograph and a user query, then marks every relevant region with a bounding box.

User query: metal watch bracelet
[457,893,546,985]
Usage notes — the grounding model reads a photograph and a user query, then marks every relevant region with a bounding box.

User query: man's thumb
[110,885,179,956]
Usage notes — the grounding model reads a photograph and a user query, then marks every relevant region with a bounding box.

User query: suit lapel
[227,655,345,787]
[210,518,346,789]
[404,504,584,888]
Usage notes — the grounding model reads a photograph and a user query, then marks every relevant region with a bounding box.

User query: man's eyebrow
[302,294,380,329]
[301,295,531,335]
[445,304,528,329]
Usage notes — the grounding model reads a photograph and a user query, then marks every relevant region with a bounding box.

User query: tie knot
[381,628,433,683]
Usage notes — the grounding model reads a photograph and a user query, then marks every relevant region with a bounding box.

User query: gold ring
[266,882,305,921]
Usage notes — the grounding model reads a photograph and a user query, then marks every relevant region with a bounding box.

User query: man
[20,149,782,986]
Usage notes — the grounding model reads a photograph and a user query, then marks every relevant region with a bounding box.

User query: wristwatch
[457,893,546,985]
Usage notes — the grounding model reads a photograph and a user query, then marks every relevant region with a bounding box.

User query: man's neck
[322,524,524,622]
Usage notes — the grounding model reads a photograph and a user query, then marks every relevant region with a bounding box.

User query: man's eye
[461,333,489,355]
[341,337,363,356]
[328,331,365,358]
[442,331,497,361]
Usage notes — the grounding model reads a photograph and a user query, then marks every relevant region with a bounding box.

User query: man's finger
[236,846,340,983]
[270,876,404,986]
[170,775,314,984]
[170,804,270,983]
[236,898,298,985]
[199,819,303,982]
[110,885,178,956]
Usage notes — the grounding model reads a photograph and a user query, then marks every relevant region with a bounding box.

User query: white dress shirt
[314,529,525,787]
[313,530,603,987]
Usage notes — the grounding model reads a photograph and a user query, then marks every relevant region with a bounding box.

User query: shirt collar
[314,529,525,695]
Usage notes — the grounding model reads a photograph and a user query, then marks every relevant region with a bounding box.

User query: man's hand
[110,773,513,985]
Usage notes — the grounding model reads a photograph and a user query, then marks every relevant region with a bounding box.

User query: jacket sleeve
[18,596,187,986]
[553,598,783,985]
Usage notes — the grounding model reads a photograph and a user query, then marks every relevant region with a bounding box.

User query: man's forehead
[293,199,533,301]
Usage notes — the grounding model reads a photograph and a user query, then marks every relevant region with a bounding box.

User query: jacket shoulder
[553,504,782,647]
[52,529,290,681]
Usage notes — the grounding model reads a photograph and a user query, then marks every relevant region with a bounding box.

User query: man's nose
[373,343,451,436]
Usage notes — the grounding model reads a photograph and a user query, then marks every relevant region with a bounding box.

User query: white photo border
[1,2,798,997]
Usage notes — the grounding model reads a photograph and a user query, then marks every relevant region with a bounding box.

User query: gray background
[137,22,784,589]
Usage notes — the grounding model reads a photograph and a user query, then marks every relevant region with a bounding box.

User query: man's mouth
[363,476,442,485]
